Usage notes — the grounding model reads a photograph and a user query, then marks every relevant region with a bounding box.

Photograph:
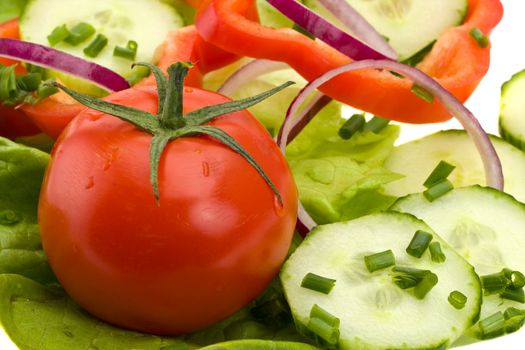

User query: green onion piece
[127,65,151,86]
[411,84,434,103]
[338,113,365,140]
[414,272,438,299]
[308,305,340,345]
[469,27,489,48]
[307,317,340,345]
[481,271,510,295]
[114,40,139,60]
[83,34,108,58]
[479,312,505,339]
[64,22,96,46]
[363,116,390,134]
[392,266,430,278]
[423,160,456,188]
[501,288,525,304]
[509,271,525,289]
[364,250,395,273]
[423,179,454,202]
[504,307,525,320]
[448,291,467,310]
[310,304,340,328]
[47,24,70,46]
[25,64,46,76]
[16,73,42,92]
[301,273,336,294]
[393,274,420,289]
[36,80,59,101]
[429,242,446,263]
[406,230,433,258]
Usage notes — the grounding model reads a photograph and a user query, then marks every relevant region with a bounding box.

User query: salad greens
[0,0,27,23]
[0,138,54,285]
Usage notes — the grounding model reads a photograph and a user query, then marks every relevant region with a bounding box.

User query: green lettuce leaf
[0,137,55,284]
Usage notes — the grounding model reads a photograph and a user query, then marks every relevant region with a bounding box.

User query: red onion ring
[0,38,129,92]
[279,60,504,230]
[316,0,398,60]
[266,0,393,61]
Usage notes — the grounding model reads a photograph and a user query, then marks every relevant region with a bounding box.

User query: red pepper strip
[196,0,503,123]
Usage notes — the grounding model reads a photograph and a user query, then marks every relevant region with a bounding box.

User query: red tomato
[39,85,298,335]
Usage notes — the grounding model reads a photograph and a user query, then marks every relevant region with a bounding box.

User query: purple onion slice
[279,59,504,230]
[266,0,396,61]
[0,38,129,92]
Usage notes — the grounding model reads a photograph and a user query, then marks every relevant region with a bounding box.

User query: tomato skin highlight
[39,86,298,335]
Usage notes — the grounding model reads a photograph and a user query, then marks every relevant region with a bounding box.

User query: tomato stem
[49,62,293,205]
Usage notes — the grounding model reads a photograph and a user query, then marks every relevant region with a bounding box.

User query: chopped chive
[127,65,151,86]
[36,80,59,101]
[406,230,433,258]
[47,24,70,46]
[481,271,509,295]
[392,266,430,278]
[501,288,525,304]
[114,40,139,60]
[509,271,525,289]
[308,305,340,345]
[469,27,489,48]
[64,22,96,46]
[364,250,395,273]
[393,274,420,289]
[25,64,46,76]
[423,161,456,188]
[423,179,454,202]
[414,272,438,299]
[411,84,434,103]
[338,113,365,140]
[83,34,108,58]
[16,73,42,92]
[310,304,340,328]
[363,116,390,133]
[448,291,467,310]
[307,317,340,345]
[504,307,525,320]
[301,273,336,295]
[479,312,505,339]
[429,242,446,263]
[505,314,525,334]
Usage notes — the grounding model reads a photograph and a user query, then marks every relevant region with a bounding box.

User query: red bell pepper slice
[196,0,503,123]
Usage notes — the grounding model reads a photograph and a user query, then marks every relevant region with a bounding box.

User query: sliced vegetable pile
[5,0,525,350]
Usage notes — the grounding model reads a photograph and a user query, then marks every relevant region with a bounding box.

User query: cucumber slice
[383,130,525,203]
[281,212,481,349]
[19,0,184,95]
[391,186,525,338]
[500,69,525,151]
[304,0,468,60]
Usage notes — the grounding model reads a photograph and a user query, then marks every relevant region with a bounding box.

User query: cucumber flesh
[281,211,481,349]
[19,0,184,95]
[383,130,525,203]
[500,69,525,151]
[304,0,468,61]
[391,186,525,338]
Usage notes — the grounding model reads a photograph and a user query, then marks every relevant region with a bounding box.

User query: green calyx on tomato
[51,61,293,203]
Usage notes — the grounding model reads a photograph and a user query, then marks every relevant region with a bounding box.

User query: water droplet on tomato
[185,87,193,93]
[103,148,119,170]
[88,114,102,122]
[202,162,210,177]
[273,196,285,217]
[85,176,95,189]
